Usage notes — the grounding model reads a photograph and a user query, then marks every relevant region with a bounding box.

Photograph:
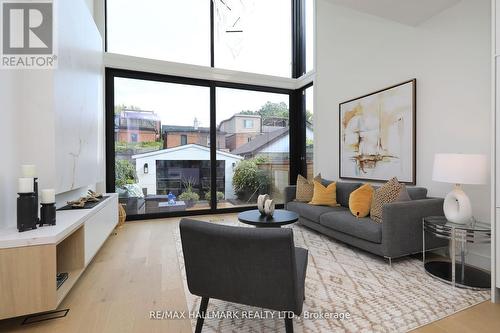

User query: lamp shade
[432,153,488,185]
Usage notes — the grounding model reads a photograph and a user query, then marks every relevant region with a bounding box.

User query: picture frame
[339,79,416,184]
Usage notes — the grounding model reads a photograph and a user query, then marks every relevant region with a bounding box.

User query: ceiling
[326,0,461,26]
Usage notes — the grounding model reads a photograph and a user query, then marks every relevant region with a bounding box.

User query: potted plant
[204,191,225,202]
[178,191,200,208]
[178,177,200,208]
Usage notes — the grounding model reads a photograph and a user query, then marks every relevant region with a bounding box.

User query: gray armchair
[179,218,308,333]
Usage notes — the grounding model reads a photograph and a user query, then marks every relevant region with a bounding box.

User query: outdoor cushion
[287,201,346,223]
[320,211,382,243]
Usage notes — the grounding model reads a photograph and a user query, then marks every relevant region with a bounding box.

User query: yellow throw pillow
[309,181,339,207]
[295,174,322,202]
[349,184,374,218]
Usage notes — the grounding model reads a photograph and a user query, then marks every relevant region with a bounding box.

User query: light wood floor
[0,214,499,333]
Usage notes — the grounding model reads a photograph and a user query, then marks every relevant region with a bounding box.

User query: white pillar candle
[18,178,34,193]
[21,164,37,178]
[41,189,56,204]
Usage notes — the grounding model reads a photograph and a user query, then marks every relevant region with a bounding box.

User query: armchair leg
[284,317,294,333]
[195,297,209,333]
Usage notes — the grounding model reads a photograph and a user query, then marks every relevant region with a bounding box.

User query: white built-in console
[0,194,118,319]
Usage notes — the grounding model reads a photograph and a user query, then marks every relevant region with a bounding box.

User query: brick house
[115,109,161,143]
[163,118,227,150]
[218,114,262,151]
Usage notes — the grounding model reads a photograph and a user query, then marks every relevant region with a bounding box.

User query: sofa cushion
[321,179,363,208]
[309,181,339,207]
[287,201,346,223]
[348,184,374,218]
[295,174,321,202]
[407,187,427,200]
[370,178,406,223]
[336,182,363,208]
[319,211,382,243]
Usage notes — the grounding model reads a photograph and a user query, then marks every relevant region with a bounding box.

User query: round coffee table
[238,209,299,228]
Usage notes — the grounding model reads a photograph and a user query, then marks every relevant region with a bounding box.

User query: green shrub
[115,160,137,188]
[204,191,225,201]
[178,191,200,202]
[232,159,271,200]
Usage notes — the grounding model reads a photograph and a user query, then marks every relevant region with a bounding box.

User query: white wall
[0,0,103,228]
[315,0,491,223]
[54,0,104,193]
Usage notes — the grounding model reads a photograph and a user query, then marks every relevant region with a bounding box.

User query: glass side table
[422,216,491,290]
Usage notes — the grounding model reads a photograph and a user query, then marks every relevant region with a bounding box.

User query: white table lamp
[432,153,487,224]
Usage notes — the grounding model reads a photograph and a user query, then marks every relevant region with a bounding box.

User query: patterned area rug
[174,219,490,333]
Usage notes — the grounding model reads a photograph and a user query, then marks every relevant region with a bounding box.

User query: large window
[106,69,313,220]
[214,0,292,77]
[106,1,312,78]
[106,0,210,66]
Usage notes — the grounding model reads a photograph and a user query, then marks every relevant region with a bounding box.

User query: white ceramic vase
[257,194,269,215]
[264,199,275,217]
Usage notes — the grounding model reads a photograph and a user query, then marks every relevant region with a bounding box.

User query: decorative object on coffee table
[264,199,275,217]
[432,153,487,224]
[238,209,299,228]
[339,79,416,184]
[257,194,270,215]
[423,216,491,289]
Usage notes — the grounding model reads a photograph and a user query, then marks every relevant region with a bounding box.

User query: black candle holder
[33,177,39,222]
[17,192,38,232]
[40,203,56,227]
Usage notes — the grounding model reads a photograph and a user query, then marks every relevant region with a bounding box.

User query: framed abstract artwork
[339,79,416,184]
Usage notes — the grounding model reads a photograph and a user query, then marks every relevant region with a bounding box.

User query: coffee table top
[238,209,299,227]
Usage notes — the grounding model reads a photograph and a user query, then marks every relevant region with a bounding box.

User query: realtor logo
[1,0,57,68]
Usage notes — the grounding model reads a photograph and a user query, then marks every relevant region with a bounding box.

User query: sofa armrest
[284,186,297,205]
[381,198,444,258]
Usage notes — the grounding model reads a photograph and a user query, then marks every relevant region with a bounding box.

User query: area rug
[174,219,490,333]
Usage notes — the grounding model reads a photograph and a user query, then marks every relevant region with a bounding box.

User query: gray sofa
[285,181,445,262]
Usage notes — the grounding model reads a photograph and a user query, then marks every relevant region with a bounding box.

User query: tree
[239,101,289,121]
[115,160,137,188]
[114,104,142,114]
[306,110,313,125]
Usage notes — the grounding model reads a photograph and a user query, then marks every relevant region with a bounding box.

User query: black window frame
[106,68,312,220]
[105,0,307,79]
[104,0,311,220]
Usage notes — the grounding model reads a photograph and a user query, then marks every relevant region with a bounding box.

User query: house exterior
[231,126,314,160]
[218,114,262,151]
[163,119,226,150]
[115,109,161,143]
[132,144,243,200]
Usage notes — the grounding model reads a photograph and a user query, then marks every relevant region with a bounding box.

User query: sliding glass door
[216,87,290,207]
[106,69,311,220]
[112,76,212,216]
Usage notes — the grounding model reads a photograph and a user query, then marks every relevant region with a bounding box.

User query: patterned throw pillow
[295,174,321,202]
[370,178,405,223]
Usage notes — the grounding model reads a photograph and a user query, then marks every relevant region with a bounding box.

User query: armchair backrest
[179,218,300,312]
